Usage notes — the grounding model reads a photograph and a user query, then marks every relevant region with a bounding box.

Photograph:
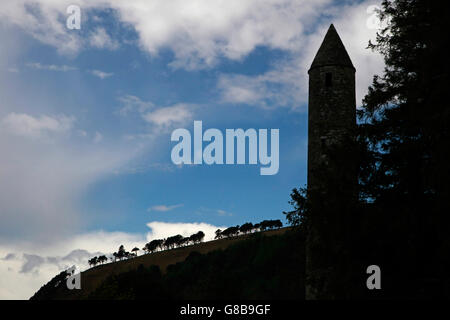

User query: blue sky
[12,34,308,234]
[0,0,384,298]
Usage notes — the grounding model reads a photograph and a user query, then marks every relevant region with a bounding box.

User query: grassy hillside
[31,227,304,300]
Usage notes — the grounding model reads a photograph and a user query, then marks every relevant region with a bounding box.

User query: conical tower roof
[309,24,355,72]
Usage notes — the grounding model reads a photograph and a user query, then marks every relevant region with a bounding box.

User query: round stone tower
[308,24,356,194]
[306,24,356,299]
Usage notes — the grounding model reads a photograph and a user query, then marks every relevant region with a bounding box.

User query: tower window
[325,73,332,87]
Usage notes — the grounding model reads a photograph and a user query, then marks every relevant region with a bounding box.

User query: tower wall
[307,65,356,194]
[306,25,357,300]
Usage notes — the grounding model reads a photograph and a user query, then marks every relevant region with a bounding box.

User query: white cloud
[0,1,83,54]
[117,96,194,135]
[26,62,77,72]
[21,254,46,274]
[89,69,114,79]
[0,221,224,299]
[0,0,331,68]
[77,130,88,137]
[110,0,330,70]
[26,63,112,80]
[2,253,16,260]
[142,103,193,128]
[0,230,144,299]
[218,0,385,108]
[117,95,154,116]
[218,61,303,109]
[88,27,119,50]
[1,1,384,108]
[1,113,75,139]
[93,131,103,143]
[195,206,234,217]
[147,204,184,212]
[145,221,225,242]
[217,209,233,217]
[333,1,386,106]
[0,113,142,244]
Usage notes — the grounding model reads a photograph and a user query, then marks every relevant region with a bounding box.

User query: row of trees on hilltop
[215,219,283,239]
[88,255,108,267]
[87,219,283,268]
[87,231,206,267]
[143,231,205,254]
[111,245,141,262]
[88,245,142,267]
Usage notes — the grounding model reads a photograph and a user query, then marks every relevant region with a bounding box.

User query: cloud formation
[148,204,184,212]
[0,112,142,244]
[117,96,195,136]
[0,1,374,68]
[145,221,225,242]
[26,62,77,72]
[218,1,385,108]
[0,0,384,108]
[117,95,154,116]
[142,103,193,129]
[0,221,223,299]
[0,229,144,299]
[1,113,75,139]
[88,27,119,50]
[89,69,114,79]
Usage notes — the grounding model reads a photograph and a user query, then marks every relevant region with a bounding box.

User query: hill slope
[31,227,304,300]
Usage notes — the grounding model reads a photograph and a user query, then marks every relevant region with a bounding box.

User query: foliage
[358,0,450,208]
[283,187,308,227]
[30,270,70,300]
[87,220,284,269]
[215,220,282,240]
[355,0,450,297]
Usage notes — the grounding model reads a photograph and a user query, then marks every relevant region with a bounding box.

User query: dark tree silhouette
[116,245,126,260]
[283,187,308,227]
[155,239,164,251]
[179,237,190,247]
[144,239,165,253]
[239,222,254,234]
[164,235,183,250]
[259,220,269,231]
[189,231,205,244]
[88,256,98,267]
[257,219,282,231]
[197,231,205,243]
[172,235,184,248]
[215,229,223,239]
[97,255,108,264]
[273,220,283,229]
[222,226,239,238]
[162,238,169,250]
[353,0,450,298]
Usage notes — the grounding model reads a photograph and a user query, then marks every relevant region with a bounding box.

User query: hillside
[31,227,303,300]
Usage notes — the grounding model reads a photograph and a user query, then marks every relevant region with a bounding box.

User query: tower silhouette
[306,24,356,299]
[308,24,356,194]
